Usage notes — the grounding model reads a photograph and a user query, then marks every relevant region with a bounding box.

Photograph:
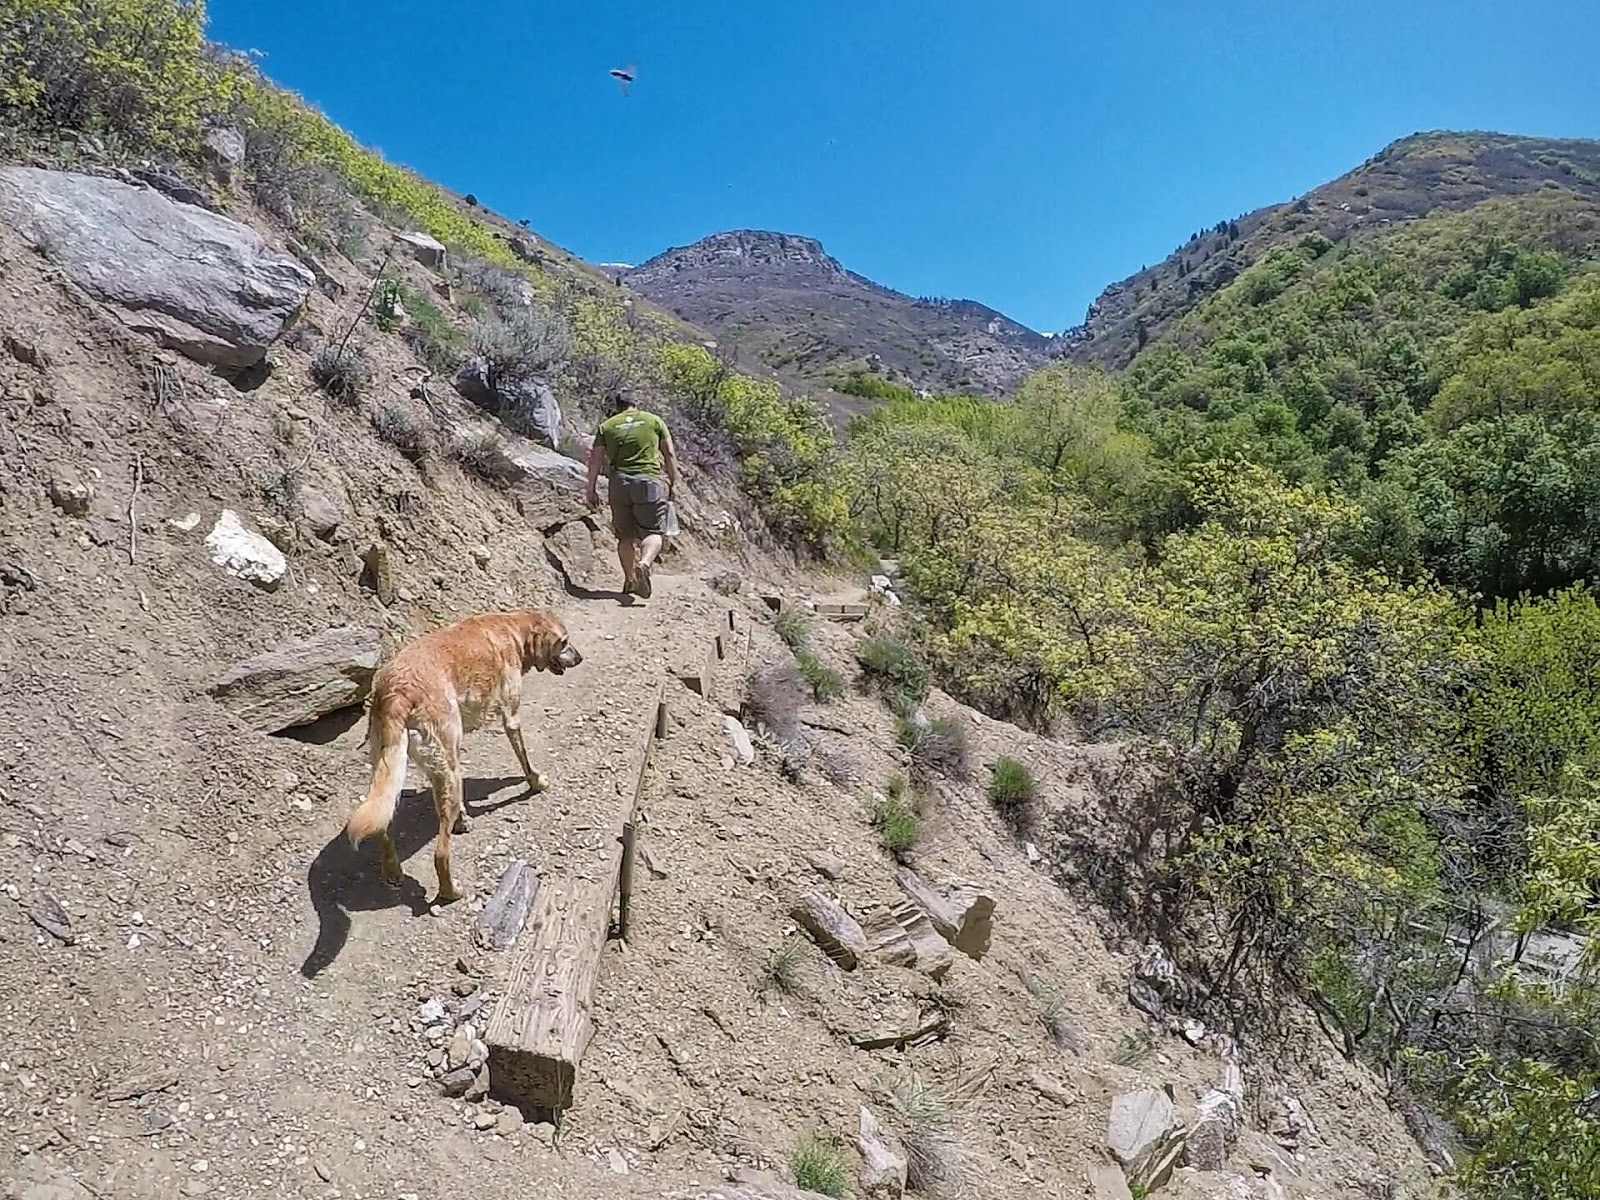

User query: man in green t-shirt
[583,390,679,598]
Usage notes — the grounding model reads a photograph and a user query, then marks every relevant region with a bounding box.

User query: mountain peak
[623,230,1049,396]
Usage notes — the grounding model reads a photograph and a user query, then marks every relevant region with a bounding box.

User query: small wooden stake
[654,700,668,740]
[616,821,637,940]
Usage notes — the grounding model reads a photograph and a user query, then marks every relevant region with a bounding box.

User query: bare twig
[127,453,144,565]
[336,238,398,356]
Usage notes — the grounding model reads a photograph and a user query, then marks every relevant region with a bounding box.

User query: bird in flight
[610,63,636,96]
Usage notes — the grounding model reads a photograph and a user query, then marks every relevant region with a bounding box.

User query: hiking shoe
[635,563,653,598]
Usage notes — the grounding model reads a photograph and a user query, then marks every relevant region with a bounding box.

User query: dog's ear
[527,613,567,671]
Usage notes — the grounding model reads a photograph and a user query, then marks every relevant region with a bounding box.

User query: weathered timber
[817,601,869,621]
[895,866,995,960]
[790,890,868,970]
[863,899,954,981]
[484,678,664,1116]
[715,616,754,718]
[848,1010,951,1051]
[680,629,718,698]
[474,858,538,952]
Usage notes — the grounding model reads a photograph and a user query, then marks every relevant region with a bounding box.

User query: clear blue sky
[207,0,1598,332]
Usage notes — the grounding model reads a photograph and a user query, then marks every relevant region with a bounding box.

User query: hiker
[584,390,679,598]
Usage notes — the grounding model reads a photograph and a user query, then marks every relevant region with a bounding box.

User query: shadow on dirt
[300,775,529,978]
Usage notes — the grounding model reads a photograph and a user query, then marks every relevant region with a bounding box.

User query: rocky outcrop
[208,626,380,734]
[790,891,869,970]
[398,230,447,268]
[453,359,562,448]
[895,866,994,960]
[858,1105,908,1198]
[202,126,247,186]
[0,167,313,368]
[1108,1087,1185,1194]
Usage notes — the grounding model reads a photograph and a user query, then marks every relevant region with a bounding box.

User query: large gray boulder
[453,357,562,448]
[0,167,314,368]
[208,625,380,733]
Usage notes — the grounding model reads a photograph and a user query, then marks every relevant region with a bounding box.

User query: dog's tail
[345,695,410,848]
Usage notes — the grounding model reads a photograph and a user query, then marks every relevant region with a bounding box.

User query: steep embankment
[623,230,1053,396]
[1058,130,1600,368]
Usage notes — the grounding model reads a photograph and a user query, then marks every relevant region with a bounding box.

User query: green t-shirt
[595,408,667,477]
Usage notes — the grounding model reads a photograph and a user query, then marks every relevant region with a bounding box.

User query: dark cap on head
[606,387,634,414]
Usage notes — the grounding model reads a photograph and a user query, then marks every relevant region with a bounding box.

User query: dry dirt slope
[0,192,1438,1200]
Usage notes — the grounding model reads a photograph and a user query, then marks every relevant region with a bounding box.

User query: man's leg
[615,536,638,590]
[638,533,664,571]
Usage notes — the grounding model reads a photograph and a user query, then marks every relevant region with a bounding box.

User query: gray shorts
[608,471,668,539]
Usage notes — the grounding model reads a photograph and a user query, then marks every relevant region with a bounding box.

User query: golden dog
[344,609,582,902]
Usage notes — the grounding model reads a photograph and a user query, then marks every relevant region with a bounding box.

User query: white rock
[205,510,286,590]
[608,1147,629,1174]
[169,511,202,532]
[1108,1087,1177,1176]
[723,716,755,765]
[858,1104,908,1197]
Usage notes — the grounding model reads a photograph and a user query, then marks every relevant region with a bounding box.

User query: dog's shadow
[300,776,527,979]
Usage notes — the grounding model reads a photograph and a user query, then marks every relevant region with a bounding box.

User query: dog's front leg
[501,700,549,795]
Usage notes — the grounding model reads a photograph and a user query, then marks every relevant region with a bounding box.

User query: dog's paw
[528,772,550,794]
[453,813,473,834]
[379,861,404,887]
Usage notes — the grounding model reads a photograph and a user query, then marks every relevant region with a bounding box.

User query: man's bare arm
[661,428,679,497]
[584,441,606,508]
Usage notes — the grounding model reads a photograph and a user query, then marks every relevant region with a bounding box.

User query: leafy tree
[1404,412,1600,602]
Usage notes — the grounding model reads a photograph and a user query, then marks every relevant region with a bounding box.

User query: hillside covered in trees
[848,180,1600,1199]
[1057,131,1600,371]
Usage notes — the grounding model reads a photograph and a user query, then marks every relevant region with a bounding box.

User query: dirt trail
[0,562,735,1200]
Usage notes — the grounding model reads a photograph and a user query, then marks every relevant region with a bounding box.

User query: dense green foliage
[848,187,1600,1196]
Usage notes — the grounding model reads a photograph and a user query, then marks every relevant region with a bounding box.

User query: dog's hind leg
[500,687,550,795]
[425,760,465,904]
[376,831,403,886]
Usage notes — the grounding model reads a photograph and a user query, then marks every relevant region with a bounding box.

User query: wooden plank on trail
[714,610,752,718]
[483,678,665,1117]
[817,601,869,621]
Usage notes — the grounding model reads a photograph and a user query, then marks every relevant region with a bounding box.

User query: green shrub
[400,285,464,374]
[451,430,513,482]
[0,0,220,159]
[988,756,1036,829]
[790,1133,847,1198]
[372,278,403,333]
[897,714,970,782]
[869,785,921,859]
[796,652,845,703]
[470,309,573,384]
[859,633,930,706]
[774,608,811,651]
[310,343,369,405]
[761,937,807,995]
[370,401,431,461]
